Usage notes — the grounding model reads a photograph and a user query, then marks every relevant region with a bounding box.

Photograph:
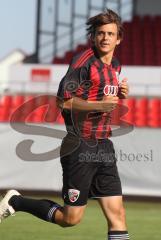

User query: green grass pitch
[0,197,161,240]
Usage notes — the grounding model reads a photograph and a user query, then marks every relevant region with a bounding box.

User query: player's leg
[54,204,86,227]
[0,189,86,227]
[58,138,97,227]
[98,196,129,239]
[98,196,127,230]
[90,139,130,239]
[0,136,95,226]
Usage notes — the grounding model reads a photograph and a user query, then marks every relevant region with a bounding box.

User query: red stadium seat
[134,98,148,127]
[10,95,25,122]
[148,98,161,128]
[45,96,59,123]
[36,95,49,106]
[75,44,88,53]
[24,95,36,122]
[13,95,25,107]
[120,98,136,125]
[0,95,13,122]
[32,106,47,123]
[1,95,12,107]
[56,113,64,124]
[64,51,74,63]
[53,57,65,64]
[0,106,10,122]
[32,95,52,123]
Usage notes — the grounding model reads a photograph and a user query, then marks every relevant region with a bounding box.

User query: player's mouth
[100,42,110,47]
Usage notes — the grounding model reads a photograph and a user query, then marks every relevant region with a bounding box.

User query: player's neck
[99,51,114,65]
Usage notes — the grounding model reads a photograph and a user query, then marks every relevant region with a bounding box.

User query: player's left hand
[118,78,129,99]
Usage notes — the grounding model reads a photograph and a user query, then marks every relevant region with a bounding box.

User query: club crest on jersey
[103,85,118,96]
[68,189,80,203]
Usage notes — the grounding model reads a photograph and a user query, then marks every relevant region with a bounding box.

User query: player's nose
[103,32,108,39]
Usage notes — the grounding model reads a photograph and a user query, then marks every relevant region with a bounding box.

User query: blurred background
[0,1,161,239]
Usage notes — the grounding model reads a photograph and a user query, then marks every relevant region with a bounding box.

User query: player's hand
[118,78,129,99]
[101,95,119,112]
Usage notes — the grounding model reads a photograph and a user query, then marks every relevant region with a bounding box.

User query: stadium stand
[53,15,161,66]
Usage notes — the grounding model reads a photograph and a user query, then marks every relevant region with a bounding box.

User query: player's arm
[57,95,119,112]
[117,78,129,99]
[57,55,118,112]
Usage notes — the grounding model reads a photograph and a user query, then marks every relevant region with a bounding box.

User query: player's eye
[97,31,104,36]
[109,32,115,36]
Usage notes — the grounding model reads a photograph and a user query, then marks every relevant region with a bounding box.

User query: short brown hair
[86,9,123,40]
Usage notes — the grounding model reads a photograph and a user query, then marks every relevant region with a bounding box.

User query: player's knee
[63,216,82,227]
[113,206,126,220]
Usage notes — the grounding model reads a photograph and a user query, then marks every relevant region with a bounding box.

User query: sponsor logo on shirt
[103,85,118,96]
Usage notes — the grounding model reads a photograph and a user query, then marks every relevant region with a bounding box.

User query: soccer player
[0,9,129,240]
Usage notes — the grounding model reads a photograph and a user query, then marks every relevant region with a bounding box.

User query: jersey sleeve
[57,58,88,101]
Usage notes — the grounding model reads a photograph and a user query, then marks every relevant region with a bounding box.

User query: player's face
[93,23,120,55]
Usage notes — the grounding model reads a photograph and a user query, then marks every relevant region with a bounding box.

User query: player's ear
[116,39,121,45]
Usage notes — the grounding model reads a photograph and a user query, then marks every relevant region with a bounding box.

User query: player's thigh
[98,196,126,221]
[60,136,97,206]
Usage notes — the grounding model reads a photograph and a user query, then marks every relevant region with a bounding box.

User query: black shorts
[60,134,122,206]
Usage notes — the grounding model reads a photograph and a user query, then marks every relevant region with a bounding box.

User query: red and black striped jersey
[57,47,121,139]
